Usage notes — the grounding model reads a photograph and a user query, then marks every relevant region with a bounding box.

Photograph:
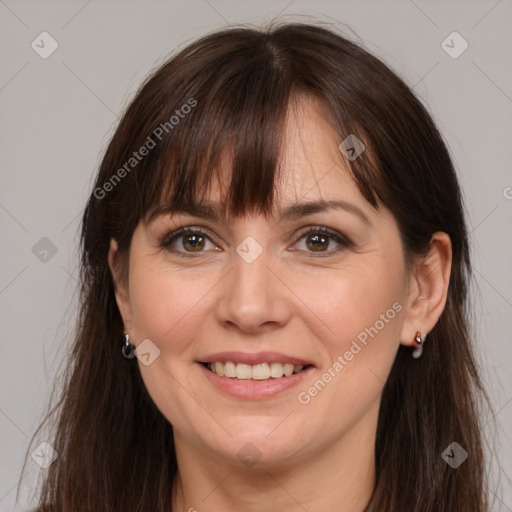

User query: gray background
[0,0,511,510]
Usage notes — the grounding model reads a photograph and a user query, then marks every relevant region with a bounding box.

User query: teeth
[236,363,252,380]
[270,362,284,378]
[214,362,224,377]
[224,361,237,378]
[283,363,294,376]
[207,361,307,380]
[252,363,270,380]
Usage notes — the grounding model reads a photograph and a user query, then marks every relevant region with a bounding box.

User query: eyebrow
[148,199,371,226]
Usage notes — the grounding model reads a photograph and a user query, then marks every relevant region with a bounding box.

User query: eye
[291,226,351,257]
[160,225,351,258]
[160,227,220,257]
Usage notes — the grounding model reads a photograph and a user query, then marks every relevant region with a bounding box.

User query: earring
[412,330,426,359]
[122,333,136,359]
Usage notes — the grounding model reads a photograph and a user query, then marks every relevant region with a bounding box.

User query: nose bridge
[215,233,291,333]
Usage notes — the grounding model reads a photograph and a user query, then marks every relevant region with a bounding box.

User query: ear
[399,231,452,347]
[108,238,134,334]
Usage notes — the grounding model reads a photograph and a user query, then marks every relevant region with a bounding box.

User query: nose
[215,244,292,335]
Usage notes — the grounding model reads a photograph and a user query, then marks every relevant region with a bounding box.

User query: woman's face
[110,97,418,469]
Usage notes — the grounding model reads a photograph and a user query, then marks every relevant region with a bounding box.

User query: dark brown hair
[19,21,490,511]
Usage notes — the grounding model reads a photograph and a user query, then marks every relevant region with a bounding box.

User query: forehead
[208,96,364,208]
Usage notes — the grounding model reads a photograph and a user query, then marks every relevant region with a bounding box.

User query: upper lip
[199,351,314,366]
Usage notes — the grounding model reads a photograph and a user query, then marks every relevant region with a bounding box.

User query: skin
[109,96,452,512]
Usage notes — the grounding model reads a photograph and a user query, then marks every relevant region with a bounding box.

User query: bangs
[101,25,391,248]
[139,30,294,226]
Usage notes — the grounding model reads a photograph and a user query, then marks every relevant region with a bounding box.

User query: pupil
[184,234,204,251]
[308,234,327,251]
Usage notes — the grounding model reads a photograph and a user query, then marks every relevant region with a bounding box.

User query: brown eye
[293,227,351,256]
[161,227,218,256]
[305,233,330,252]
[181,233,206,252]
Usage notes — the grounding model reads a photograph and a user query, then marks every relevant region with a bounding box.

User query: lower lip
[197,363,314,400]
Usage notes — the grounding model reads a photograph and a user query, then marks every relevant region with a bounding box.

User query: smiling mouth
[201,361,311,381]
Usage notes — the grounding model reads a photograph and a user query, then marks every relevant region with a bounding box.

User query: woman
[22,21,489,511]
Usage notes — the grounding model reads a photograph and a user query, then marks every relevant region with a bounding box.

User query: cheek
[301,261,403,350]
[289,267,402,436]
[294,257,404,400]
[128,259,210,352]
[126,260,213,428]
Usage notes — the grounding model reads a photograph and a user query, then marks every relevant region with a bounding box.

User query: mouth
[200,361,312,381]
[198,360,314,399]
[196,352,316,399]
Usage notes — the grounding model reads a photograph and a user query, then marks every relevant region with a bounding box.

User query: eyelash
[160,225,352,259]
